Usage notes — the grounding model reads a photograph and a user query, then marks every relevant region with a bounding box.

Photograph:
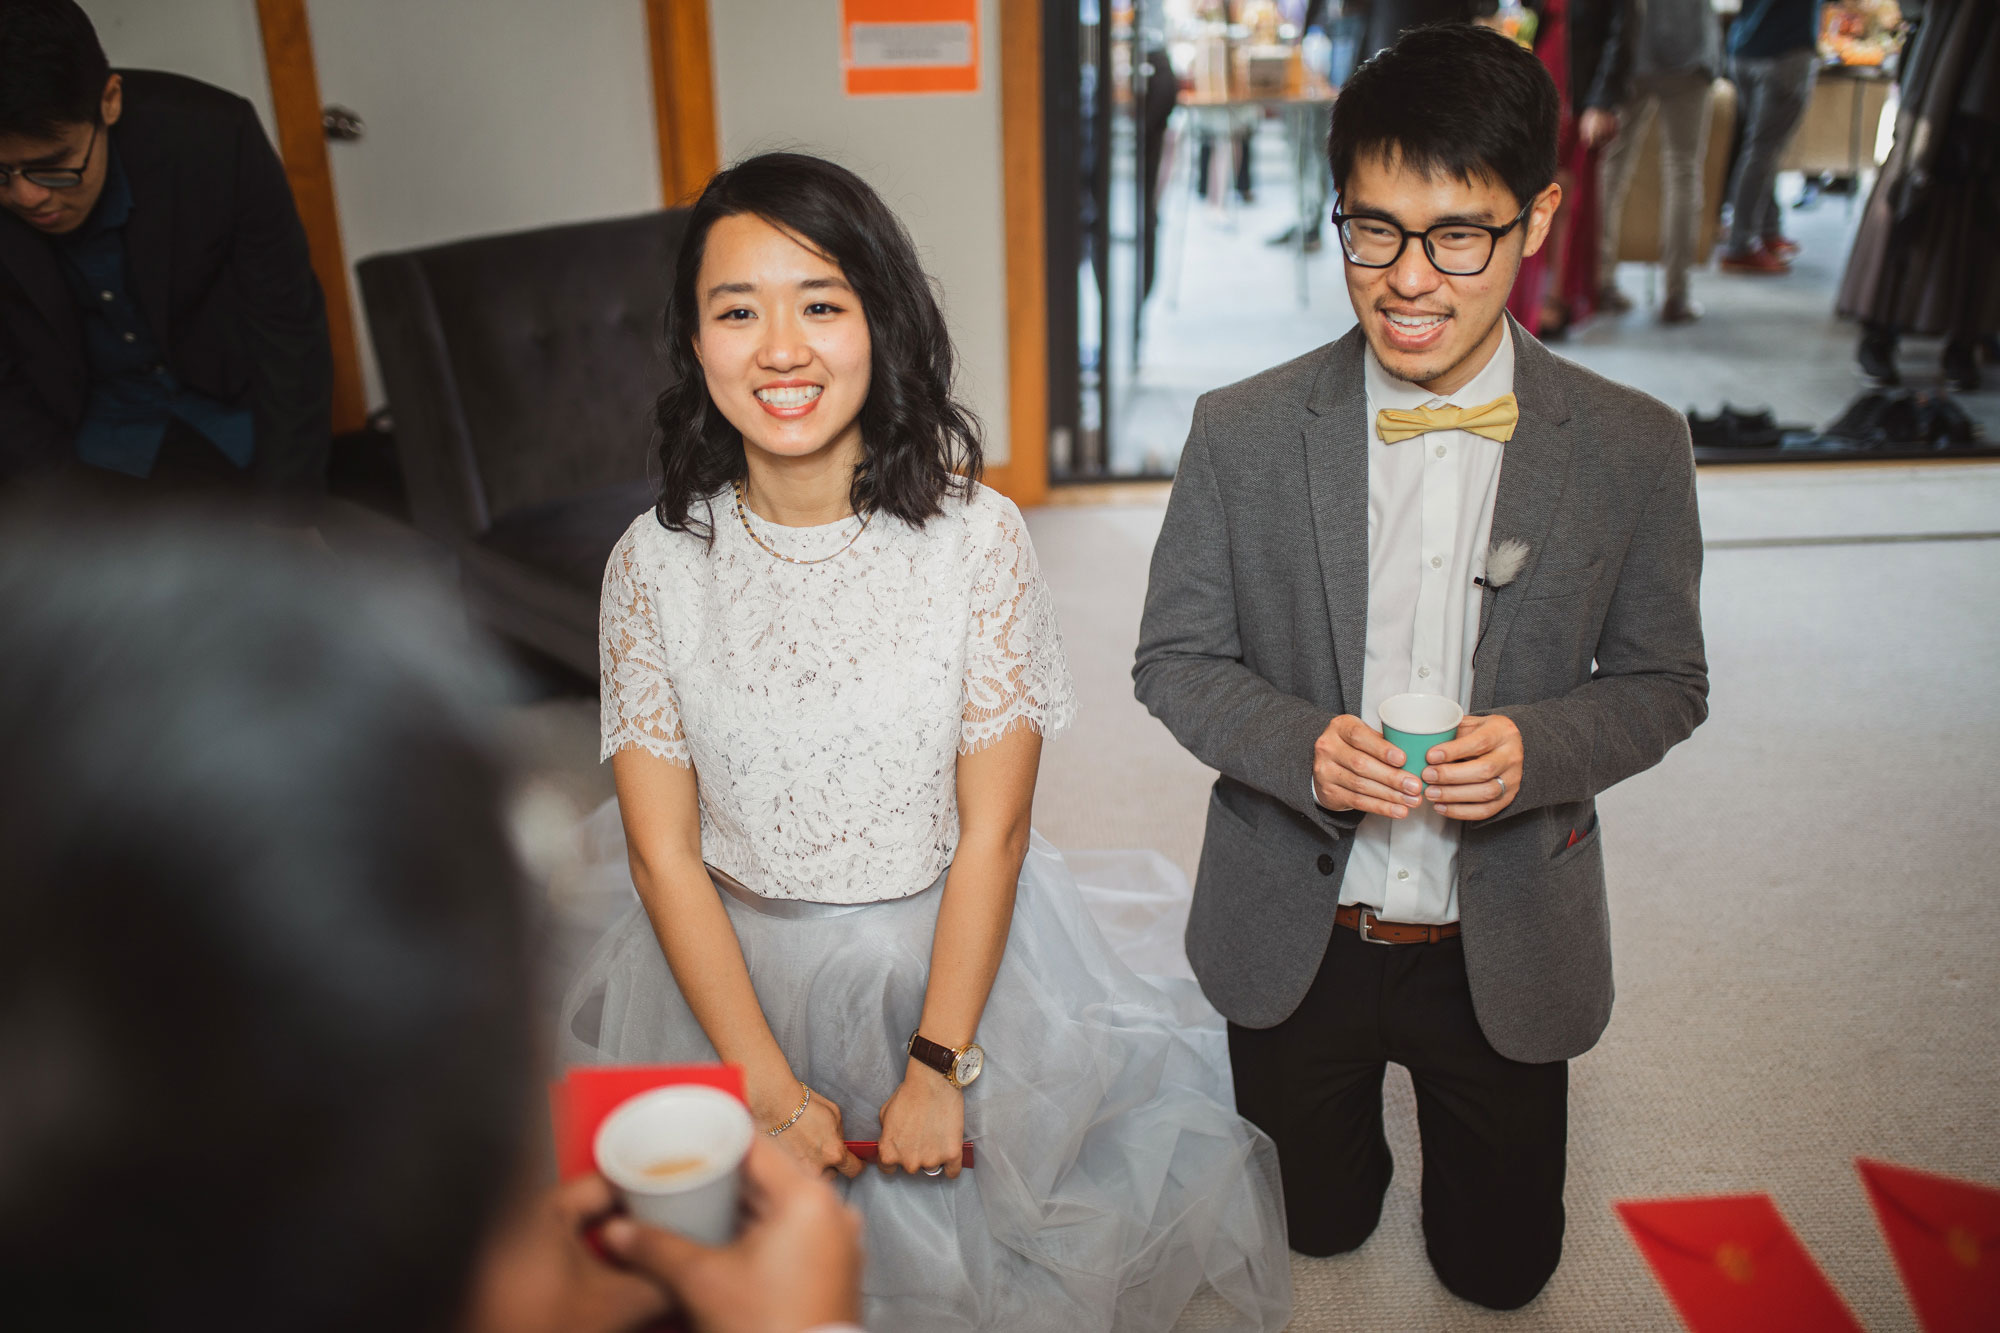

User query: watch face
[952,1044,984,1087]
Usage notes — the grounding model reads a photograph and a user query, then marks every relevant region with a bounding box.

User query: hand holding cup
[1312,714,1425,819]
[1419,712,1523,821]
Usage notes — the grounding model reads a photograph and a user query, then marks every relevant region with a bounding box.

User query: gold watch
[906,1030,985,1089]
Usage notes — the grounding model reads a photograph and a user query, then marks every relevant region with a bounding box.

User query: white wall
[82,0,276,137]
[309,0,663,407]
[707,0,1013,461]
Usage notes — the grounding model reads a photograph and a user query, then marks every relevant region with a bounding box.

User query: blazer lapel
[1302,328,1371,716]
[116,121,176,358]
[1471,317,1576,711]
[0,217,81,352]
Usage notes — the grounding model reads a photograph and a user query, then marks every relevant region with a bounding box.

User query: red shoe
[1761,234,1801,260]
[1718,243,1792,274]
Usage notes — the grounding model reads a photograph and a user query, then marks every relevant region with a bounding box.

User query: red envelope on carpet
[1858,1157,2000,1333]
[1615,1194,1862,1332]
[550,1064,745,1181]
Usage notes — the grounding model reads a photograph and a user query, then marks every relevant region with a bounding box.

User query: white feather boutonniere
[1475,538,1530,590]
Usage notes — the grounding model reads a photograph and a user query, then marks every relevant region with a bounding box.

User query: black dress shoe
[1660,297,1703,325]
[1857,329,1901,386]
[1942,340,1982,392]
[1686,408,1728,445]
[1720,406,1784,447]
[1687,404,1795,448]
[1918,391,1980,447]
[1822,389,1895,446]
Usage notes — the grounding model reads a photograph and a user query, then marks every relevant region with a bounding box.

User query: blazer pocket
[1521,558,1604,602]
[1549,812,1601,867]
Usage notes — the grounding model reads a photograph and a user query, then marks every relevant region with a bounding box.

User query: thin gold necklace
[732,481,871,566]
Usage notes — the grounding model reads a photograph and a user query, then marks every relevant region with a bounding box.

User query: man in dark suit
[0,0,330,519]
[1135,25,1706,1310]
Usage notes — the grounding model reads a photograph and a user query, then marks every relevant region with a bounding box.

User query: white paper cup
[593,1085,754,1245]
[1377,693,1466,776]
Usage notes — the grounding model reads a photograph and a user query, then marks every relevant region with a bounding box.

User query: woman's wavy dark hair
[653,152,982,538]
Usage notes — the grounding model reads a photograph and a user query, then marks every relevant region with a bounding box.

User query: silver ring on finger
[923,1165,944,1176]
[1495,775,1506,795]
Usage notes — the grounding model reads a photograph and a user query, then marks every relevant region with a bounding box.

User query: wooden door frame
[253,0,366,435]
[986,0,1050,507]
[645,0,721,203]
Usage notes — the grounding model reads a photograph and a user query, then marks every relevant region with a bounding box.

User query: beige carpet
[507,462,2000,1332]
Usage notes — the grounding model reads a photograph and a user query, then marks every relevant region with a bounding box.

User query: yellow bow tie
[1376,393,1519,445]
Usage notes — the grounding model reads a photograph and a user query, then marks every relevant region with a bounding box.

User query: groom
[1134,24,1707,1311]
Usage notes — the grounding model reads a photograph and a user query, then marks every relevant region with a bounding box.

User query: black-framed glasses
[0,120,98,190]
[1329,201,1532,276]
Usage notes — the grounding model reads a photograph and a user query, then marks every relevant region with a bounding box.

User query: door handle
[322,105,364,142]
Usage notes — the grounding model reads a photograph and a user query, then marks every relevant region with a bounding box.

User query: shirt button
[100,290,114,302]
[1397,868,1411,881]
[121,331,137,343]
[1430,555,1443,569]
[1316,853,1336,875]
[1435,444,1447,458]
[1418,666,1431,679]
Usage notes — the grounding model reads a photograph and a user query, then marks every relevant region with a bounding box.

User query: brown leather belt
[1335,903,1461,945]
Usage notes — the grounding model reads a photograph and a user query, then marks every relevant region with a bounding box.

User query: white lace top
[599,482,1076,904]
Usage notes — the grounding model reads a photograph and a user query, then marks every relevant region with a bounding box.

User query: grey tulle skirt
[556,809,1292,1333]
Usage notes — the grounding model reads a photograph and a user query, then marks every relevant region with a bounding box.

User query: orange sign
[842,0,980,96]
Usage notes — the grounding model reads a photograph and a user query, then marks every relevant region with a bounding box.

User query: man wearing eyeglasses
[1135,24,1707,1309]
[0,0,330,520]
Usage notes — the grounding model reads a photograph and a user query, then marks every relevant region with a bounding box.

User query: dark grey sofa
[357,209,688,676]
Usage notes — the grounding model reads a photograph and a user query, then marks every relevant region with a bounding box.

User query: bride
[561,152,1291,1332]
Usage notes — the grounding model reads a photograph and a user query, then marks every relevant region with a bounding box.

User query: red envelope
[845,1140,977,1169]
[550,1066,978,1178]
[1615,1194,1863,1332]
[1858,1158,2000,1333]
[550,1064,745,1182]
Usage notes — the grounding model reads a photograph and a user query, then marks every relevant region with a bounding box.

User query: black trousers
[1228,926,1569,1311]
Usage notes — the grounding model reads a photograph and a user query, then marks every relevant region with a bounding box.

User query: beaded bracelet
[767,1081,813,1137]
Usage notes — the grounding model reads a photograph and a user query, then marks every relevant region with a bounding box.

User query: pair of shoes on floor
[1661,298,1703,325]
[1717,240,1792,275]
[1595,285,1634,316]
[1761,234,1802,261]
[1687,404,1805,448]
[1816,388,1981,450]
[1857,329,1901,386]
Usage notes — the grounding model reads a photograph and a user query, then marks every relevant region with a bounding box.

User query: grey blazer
[1133,320,1708,1064]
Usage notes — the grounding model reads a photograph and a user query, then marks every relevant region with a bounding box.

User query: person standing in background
[1838,0,1999,391]
[1717,0,1824,273]
[1506,0,1635,338]
[1596,0,1723,323]
[0,0,331,521]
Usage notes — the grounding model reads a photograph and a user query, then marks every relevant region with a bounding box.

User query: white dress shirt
[1329,326,1515,924]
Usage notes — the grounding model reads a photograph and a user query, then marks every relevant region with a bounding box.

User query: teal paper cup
[1378,693,1465,776]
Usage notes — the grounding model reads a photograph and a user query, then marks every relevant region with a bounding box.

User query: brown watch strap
[907,1031,957,1078]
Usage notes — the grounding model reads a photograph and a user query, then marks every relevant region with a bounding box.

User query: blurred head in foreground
[0,512,536,1331]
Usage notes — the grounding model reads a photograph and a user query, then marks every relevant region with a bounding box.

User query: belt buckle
[1356,908,1394,945]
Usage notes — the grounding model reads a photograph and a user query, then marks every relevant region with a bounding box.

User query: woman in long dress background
[560,152,1291,1333]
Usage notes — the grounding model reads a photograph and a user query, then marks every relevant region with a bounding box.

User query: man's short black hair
[1327,24,1560,213]
[0,0,112,140]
